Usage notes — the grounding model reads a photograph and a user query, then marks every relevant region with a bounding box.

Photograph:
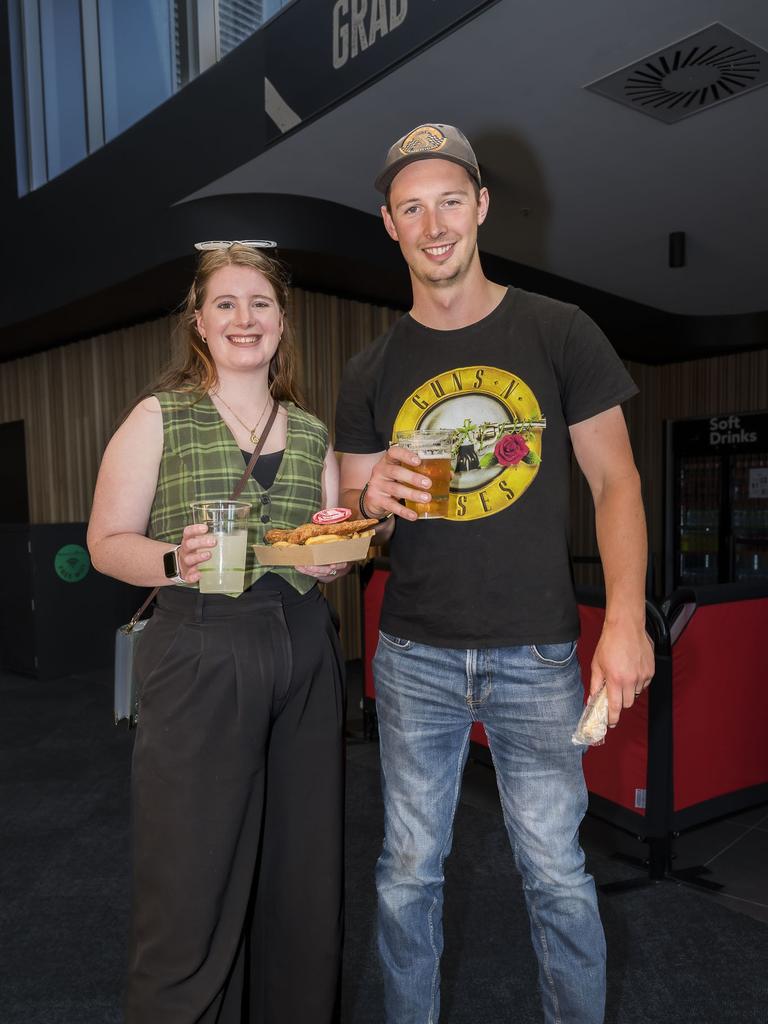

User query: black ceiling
[1,0,766,365]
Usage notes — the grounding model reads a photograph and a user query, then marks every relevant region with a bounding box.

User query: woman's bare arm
[87,397,215,586]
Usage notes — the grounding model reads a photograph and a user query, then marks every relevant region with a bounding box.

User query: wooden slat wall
[2,292,766,646]
[0,319,174,523]
[290,289,400,656]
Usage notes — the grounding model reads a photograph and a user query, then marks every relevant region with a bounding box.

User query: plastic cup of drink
[190,500,251,595]
[395,429,453,519]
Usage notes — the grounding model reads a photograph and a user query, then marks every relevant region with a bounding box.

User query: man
[335,123,653,1024]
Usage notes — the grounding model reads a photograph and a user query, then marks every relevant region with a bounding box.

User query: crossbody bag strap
[126,398,280,630]
[127,589,159,629]
[231,397,279,498]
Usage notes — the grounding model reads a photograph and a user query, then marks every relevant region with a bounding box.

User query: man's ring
[329,568,337,576]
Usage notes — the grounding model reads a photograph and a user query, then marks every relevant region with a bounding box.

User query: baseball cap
[374,123,481,194]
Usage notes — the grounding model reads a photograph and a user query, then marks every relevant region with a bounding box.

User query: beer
[395,428,454,520]
[405,456,452,518]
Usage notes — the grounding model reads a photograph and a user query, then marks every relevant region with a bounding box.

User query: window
[39,0,88,178]
[217,0,263,58]
[7,0,287,194]
[97,0,174,141]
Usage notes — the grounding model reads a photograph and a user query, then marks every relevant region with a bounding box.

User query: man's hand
[590,620,655,728]
[359,445,436,522]
[571,406,652,730]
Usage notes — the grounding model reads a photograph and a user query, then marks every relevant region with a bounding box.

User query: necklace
[214,392,273,445]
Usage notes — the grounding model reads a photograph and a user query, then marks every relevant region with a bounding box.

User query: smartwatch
[163,545,185,585]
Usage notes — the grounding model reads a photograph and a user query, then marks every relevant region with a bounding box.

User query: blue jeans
[372,632,605,1024]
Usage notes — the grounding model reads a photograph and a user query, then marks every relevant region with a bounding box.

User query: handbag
[114,399,279,727]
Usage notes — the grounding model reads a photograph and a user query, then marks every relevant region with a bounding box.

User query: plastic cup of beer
[395,429,453,519]
[190,500,251,595]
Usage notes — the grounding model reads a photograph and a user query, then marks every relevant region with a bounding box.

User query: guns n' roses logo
[392,365,546,522]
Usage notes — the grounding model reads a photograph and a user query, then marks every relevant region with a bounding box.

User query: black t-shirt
[335,287,638,648]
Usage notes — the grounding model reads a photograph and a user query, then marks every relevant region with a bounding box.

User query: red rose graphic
[494,434,529,467]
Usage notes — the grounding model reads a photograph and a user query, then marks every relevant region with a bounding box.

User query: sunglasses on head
[194,239,278,251]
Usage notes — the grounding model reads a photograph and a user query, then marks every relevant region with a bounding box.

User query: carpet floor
[1,670,766,1023]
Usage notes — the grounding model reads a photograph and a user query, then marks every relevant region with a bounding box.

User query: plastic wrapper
[571,686,608,746]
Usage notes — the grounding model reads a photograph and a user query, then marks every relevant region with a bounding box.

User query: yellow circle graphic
[392,365,546,522]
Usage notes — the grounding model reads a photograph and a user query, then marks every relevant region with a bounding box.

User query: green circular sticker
[54,544,90,583]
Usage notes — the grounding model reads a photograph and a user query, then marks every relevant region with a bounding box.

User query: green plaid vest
[149,392,327,594]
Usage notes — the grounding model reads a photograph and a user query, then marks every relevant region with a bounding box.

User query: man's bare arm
[570,406,654,727]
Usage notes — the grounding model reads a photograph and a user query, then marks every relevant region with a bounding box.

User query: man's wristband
[359,482,393,523]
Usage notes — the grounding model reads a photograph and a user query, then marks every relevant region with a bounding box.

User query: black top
[335,287,638,648]
[241,448,284,490]
[241,449,291,593]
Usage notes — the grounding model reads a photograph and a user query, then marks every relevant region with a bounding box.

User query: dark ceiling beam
[1,192,765,365]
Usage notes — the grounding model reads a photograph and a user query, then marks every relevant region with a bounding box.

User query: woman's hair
[146,244,308,409]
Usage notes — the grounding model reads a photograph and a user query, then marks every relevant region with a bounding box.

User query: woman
[88,243,347,1023]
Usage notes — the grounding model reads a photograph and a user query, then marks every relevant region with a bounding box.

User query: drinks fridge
[664,411,768,592]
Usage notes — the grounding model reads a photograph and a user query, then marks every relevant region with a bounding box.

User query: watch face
[163,548,179,579]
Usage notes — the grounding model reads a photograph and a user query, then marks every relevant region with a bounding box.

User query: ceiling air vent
[585,23,768,123]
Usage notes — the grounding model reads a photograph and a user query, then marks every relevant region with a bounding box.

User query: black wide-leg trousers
[126,583,345,1024]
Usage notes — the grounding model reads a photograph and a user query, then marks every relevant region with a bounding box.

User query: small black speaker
[669,231,686,268]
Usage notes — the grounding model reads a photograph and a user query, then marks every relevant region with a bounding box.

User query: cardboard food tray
[252,535,372,566]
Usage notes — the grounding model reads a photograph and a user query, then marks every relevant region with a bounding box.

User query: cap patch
[399,125,447,156]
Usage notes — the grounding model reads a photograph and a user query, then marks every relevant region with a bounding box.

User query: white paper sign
[748,467,768,499]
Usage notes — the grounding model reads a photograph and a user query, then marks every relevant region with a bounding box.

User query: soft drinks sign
[669,411,767,455]
[709,414,759,446]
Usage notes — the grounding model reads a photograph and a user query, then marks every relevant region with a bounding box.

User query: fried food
[264,530,294,544]
[264,518,378,546]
